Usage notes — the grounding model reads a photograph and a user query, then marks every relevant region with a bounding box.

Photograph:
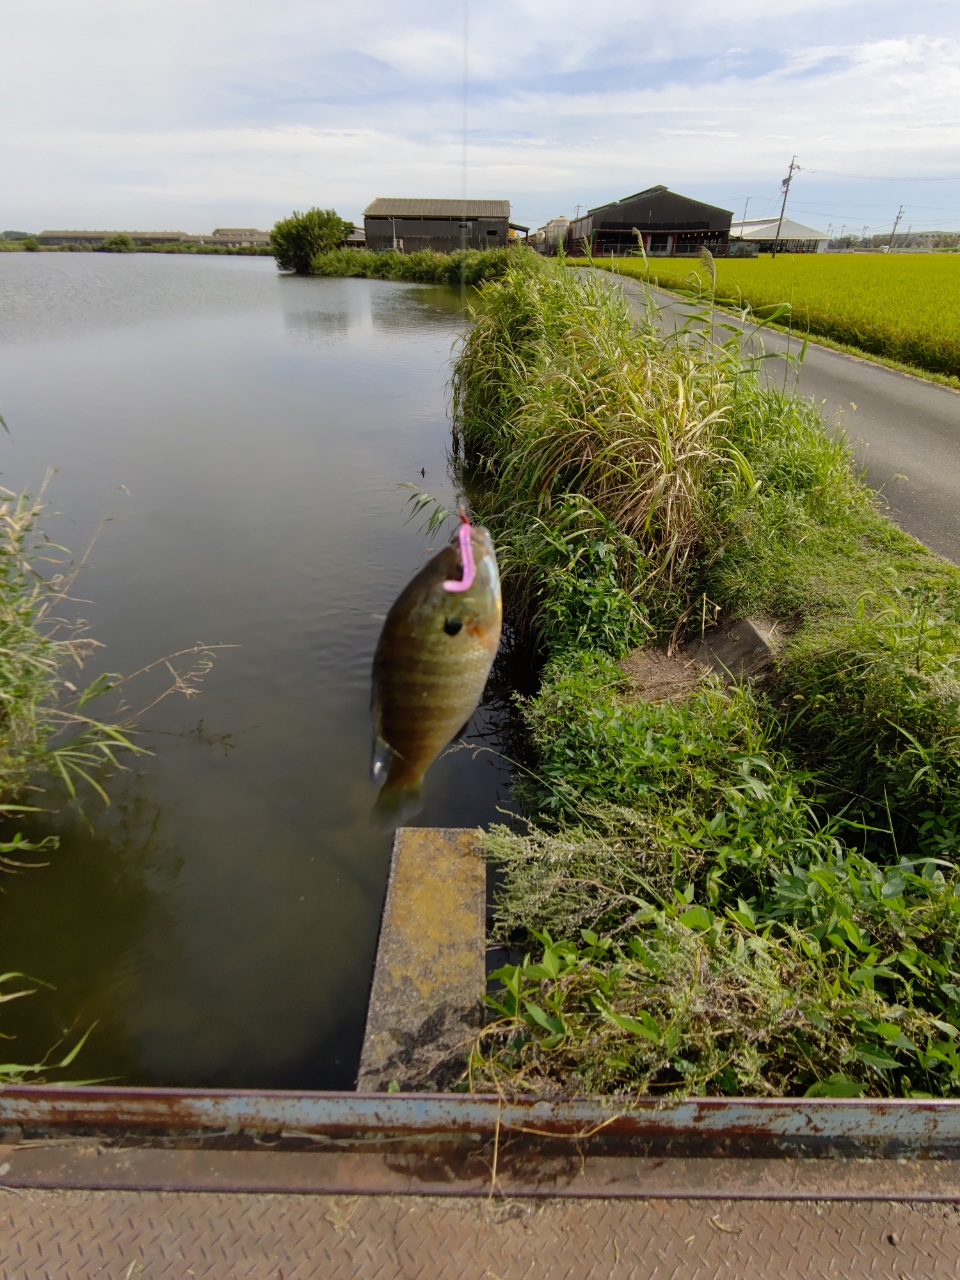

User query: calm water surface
[0,253,514,1088]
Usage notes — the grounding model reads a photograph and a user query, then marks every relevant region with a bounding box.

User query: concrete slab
[687,617,777,684]
[356,828,485,1093]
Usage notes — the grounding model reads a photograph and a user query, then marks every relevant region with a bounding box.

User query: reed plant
[0,482,221,1080]
[452,253,960,1098]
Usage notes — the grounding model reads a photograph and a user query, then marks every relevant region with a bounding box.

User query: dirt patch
[619,646,708,702]
[620,617,783,703]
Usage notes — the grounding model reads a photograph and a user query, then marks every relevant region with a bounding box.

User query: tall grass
[0,483,221,1080]
[588,252,960,378]
[452,253,960,1098]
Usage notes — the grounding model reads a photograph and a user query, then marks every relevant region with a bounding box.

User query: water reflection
[0,255,515,1088]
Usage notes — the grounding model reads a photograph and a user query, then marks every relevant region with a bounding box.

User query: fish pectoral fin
[370,734,397,785]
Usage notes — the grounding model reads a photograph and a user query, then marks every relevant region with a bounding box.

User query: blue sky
[3,0,960,235]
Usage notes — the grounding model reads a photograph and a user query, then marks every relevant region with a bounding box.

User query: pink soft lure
[442,513,476,592]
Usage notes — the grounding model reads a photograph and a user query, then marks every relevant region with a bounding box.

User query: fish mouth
[469,525,495,554]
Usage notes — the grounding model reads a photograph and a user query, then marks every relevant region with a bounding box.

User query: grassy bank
[585,253,960,380]
[309,247,513,286]
[453,252,960,1099]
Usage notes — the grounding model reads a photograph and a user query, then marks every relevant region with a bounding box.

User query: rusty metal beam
[2,1088,960,1197]
[1,1087,960,1151]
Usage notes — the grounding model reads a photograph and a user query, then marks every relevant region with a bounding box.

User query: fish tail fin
[371,781,424,831]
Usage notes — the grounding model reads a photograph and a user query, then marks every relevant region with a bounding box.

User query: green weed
[309,246,513,286]
[452,253,960,1097]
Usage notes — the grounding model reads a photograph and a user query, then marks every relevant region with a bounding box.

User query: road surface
[616,275,960,564]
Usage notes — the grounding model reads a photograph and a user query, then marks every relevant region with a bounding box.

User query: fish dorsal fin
[370,734,395,785]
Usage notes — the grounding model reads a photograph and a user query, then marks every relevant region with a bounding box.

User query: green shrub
[99,234,135,253]
[271,208,352,274]
[309,246,513,285]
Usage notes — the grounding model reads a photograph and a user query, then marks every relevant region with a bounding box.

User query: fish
[371,519,502,825]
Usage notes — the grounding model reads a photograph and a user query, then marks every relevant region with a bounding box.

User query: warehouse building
[38,229,191,247]
[568,186,733,257]
[363,199,511,253]
[37,228,271,248]
[729,217,829,254]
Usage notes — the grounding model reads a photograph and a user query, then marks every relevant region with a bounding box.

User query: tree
[270,208,352,273]
[99,233,135,253]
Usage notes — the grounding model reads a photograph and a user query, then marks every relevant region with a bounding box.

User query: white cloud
[2,3,959,232]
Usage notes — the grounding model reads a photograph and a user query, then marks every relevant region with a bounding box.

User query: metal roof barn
[363,198,511,254]
[569,186,733,257]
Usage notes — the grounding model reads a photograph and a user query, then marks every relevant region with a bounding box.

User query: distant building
[568,186,733,257]
[345,225,366,248]
[38,230,190,247]
[730,217,828,254]
[363,199,511,253]
[532,217,570,255]
[196,228,271,247]
[36,228,271,248]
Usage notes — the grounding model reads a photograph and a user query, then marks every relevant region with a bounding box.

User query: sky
[3,0,960,236]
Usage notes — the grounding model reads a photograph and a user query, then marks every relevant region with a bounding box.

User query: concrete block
[687,617,776,684]
[357,827,485,1093]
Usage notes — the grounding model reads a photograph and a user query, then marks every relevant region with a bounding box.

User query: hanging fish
[371,515,502,825]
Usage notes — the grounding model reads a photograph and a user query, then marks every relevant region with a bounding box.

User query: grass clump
[309,247,513,286]
[451,252,960,1098]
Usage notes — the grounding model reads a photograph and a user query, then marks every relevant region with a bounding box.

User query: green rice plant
[588,252,960,378]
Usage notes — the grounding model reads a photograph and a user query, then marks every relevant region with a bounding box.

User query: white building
[730,217,829,254]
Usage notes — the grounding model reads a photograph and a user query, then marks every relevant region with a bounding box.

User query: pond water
[0,252,515,1089]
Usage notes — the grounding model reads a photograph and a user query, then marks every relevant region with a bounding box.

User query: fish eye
[443,618,463,636]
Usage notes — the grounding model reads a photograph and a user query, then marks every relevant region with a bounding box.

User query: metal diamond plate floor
[0,1189,957,1279]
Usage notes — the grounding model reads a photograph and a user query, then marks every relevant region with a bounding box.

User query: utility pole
[771,157,799,259]
[889,204,904,251]
[741,196,751,227]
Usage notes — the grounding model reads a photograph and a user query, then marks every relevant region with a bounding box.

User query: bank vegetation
[452,250,960,1100]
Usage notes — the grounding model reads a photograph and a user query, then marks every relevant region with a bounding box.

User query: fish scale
[371,525,502,823]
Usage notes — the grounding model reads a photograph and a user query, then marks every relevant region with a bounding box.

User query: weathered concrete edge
[356,827,485,1092]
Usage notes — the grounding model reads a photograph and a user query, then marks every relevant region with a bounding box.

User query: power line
[802,168,960,181]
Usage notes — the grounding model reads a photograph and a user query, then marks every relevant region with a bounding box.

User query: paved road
[616,276,960,564]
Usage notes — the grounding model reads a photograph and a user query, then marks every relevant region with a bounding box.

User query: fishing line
[460,0,469,298]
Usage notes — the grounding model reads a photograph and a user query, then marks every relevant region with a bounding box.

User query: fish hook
[443,510,476,592]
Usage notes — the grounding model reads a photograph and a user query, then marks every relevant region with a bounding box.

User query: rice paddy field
[593,252,960,379]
